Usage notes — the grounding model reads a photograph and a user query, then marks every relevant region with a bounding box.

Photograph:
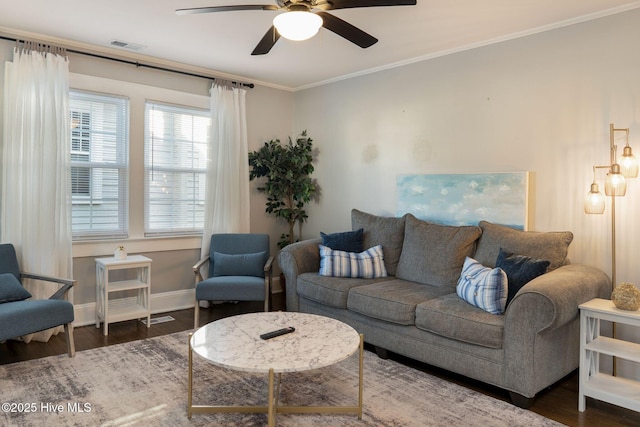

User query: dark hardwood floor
[2,293,639,427]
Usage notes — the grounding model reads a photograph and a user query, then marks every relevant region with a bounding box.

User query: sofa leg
[509,391,535,409]
[374,346,389,359]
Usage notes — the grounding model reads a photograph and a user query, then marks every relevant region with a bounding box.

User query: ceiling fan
[176,0,417,55]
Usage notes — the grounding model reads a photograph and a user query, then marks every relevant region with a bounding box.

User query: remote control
[260,326,295,340]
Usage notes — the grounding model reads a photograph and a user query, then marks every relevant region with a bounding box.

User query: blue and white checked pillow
[319,245,387,279]
[456,256,508,314]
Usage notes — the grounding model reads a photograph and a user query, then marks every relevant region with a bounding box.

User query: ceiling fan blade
[316,12,377,48]
[252,26,281,55]
[176,5,279,15]
[326,0,416,10]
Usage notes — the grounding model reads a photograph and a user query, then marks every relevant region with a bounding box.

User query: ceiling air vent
[110,40,146,51]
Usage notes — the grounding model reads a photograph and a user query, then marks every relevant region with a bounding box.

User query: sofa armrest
[502,264,610,398]
[506,264,611,332]
[278,238,322,312]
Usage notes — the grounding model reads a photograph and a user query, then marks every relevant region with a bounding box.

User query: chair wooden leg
[194,299,200,329]
[264,275,271,312]
[64,323,75,357]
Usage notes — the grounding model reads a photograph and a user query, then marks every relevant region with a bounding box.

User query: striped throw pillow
[456,256,507,315]
[319,245,387,278]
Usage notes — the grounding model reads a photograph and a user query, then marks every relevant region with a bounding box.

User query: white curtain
[200,82,250,259]
[1,46,73,342]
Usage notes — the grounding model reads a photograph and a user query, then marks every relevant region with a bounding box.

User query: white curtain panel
[200,82,250,260]
[1,47,73,342]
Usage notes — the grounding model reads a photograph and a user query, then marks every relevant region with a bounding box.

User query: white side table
[579,298,640,412]
[95,255,152,336]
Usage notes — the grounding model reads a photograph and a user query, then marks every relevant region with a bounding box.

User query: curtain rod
[0,35,255,89]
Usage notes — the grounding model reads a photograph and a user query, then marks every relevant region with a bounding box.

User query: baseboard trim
[73,289,196,327]
[73,276,282,327]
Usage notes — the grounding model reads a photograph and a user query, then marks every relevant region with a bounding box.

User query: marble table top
[191,312,360,373]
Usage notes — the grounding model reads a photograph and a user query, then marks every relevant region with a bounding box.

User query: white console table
[579,298,640,412]
[95,255,152,336]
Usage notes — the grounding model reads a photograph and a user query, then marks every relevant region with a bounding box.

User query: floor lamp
[584,123,638,375]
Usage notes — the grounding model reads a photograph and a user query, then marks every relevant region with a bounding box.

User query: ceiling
[1,0,639,90]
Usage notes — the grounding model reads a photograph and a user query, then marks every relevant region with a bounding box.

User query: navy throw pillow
[0,273,32,304]
[496,248,550,307]
[320,228,364,253]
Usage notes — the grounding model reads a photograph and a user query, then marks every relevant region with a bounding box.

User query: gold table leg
[268,368,275,427]
[187,333,193,419]
[188,333,365,424]
[358,333,364,419]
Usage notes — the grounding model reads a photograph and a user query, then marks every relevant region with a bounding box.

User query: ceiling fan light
[273,11,323,41]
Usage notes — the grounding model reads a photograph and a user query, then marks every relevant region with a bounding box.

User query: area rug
[0,331,563,427]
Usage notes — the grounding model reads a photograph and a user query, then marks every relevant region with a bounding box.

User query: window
[144,101,210,236]
[70,90,129,240]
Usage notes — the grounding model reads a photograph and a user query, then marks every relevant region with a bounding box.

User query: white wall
[293,8,640,377]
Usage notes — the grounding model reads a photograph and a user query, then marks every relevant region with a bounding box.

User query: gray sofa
[279,209,610,407]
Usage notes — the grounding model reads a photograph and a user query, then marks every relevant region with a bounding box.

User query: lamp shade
[584,183,606,214]
[605,164,626,196]
[273,11,323,41]
[619,145,639,178]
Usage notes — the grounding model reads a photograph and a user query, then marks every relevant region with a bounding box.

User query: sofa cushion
[456,257,507,315]
[474,221,572,271]
[320,228,363,252]
[396,214,482,287]
[297,272,388,309]
[347,279,453,325]
[0,273,32,304]
[351,209,406,276]
[496,248,550,306]
[319,245,387,279]
[415,293,505,349]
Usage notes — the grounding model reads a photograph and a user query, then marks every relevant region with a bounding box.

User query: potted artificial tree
[249,130,317,251]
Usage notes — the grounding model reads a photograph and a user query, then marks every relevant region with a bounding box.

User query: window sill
[72,235,202,258]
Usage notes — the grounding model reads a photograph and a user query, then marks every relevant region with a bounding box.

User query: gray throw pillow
[351,209,406,276]
[0,273,31,303]
[396,214,481,287]
[474,221,573,271]
[212,251,266,278]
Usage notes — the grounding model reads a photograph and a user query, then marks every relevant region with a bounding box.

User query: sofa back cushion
[351,209,406,276]
[396,214,482,287]
[474,221,573,271]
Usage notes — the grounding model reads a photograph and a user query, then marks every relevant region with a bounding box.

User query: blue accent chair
[193,233,274,328]
[0,243,75,357]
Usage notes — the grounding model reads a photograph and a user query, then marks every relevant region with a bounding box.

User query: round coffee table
[187,311,364,426]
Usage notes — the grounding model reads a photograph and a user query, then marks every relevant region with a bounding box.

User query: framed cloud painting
[396,172,530,230]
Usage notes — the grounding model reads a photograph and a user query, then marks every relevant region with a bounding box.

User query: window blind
[144,101,210,236]
[70,90,129,240]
